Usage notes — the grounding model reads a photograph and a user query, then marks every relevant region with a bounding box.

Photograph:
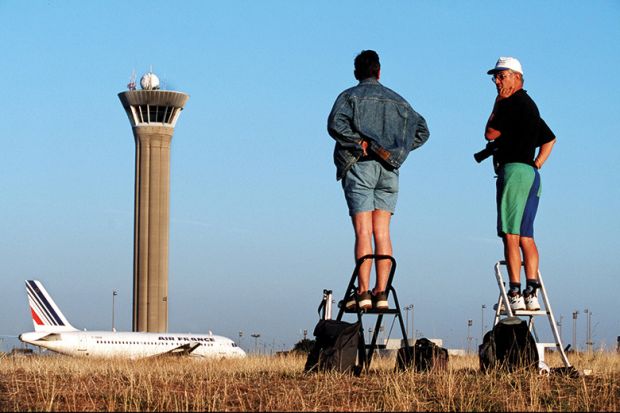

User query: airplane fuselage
[19,330,246,359]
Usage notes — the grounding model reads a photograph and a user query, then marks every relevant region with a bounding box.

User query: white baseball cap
[487,57,523,75]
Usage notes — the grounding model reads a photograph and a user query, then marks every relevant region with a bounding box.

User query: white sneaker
[524,291,541,311]
[509,293,526,311]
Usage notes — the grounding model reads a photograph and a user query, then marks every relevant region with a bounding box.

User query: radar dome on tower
[140,72,160,90]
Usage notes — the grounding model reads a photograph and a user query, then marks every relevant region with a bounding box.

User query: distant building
[384,338,443,350]
[9,348,34,356]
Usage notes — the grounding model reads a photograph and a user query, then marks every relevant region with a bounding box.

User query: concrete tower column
[118,77,189,333]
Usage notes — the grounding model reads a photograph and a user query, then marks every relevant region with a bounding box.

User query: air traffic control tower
[118,72,189,333]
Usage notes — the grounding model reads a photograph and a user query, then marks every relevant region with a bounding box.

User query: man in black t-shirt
[484,57,557,312]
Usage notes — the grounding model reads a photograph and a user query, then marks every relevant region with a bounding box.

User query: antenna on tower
[127,69,136,91]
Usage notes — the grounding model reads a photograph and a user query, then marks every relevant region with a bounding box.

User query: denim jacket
[327,78,430,180]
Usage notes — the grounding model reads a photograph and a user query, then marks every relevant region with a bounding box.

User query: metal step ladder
[335,254,410,371]
[492,260,571,370]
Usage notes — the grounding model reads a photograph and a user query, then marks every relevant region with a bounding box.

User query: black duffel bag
[304,319,362,375]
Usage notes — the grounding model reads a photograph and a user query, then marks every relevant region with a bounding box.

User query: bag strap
[317,297,326,317]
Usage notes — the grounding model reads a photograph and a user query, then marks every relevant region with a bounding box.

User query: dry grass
[0,351,618,412]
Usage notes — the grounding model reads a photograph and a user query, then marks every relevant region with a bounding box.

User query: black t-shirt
[488,89,555,167]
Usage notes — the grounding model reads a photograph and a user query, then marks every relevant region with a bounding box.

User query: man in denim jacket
[327,50,429,311]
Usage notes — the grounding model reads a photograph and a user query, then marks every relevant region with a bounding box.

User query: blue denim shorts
[341,159,399,216]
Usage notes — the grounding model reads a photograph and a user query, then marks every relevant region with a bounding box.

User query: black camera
[474,141,498,163]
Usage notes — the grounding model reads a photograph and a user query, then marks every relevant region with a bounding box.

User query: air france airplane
[19,280,246,359]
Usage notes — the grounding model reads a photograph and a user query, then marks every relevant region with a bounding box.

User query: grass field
[0,351,618,412]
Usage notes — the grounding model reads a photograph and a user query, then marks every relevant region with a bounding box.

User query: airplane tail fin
[26,280,78,332]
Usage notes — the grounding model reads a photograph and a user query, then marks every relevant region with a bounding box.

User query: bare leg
[352,211,373,294]
[372,210,393,293]
[503,234,522,284]
[520,236,539,281]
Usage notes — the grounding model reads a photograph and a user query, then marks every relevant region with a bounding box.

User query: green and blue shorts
[496,163,541,237]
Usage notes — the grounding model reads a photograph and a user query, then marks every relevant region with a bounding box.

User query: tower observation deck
[118,73,189,333]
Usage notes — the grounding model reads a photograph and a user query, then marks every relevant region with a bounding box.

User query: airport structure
[118,72,189,333]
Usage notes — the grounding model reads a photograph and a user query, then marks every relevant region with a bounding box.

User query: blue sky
[1,1,618,353]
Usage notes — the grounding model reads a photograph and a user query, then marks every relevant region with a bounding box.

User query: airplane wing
[160,341,201,356]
